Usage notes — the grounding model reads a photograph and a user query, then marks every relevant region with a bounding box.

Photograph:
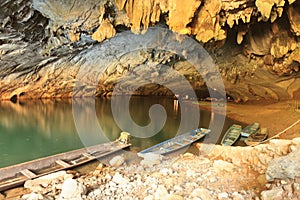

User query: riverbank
[2,137,299,200]
[1,100,300,199]
[198,100,300,139]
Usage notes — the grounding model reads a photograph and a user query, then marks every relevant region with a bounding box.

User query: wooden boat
[221,124,242,146]
[245,128,268,146]
[241,122,260,137]
[139,128,210,155]
[0,132,131,192]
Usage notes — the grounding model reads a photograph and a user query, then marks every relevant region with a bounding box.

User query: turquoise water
[0,97,238,168]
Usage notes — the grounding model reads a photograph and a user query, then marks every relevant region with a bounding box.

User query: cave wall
[0,0,300,101]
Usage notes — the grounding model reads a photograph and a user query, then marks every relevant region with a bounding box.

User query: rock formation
[0,0,300,101]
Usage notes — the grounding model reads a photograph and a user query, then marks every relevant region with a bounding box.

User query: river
[0,96,240,168]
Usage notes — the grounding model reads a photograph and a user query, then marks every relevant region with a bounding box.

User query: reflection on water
[0,97,239,168]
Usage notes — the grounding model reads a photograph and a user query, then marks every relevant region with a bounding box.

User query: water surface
[0,97,240,168]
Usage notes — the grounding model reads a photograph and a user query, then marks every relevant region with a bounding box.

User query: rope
[251,119,300,146]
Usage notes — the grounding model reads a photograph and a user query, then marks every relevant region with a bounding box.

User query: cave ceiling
[0,0,300,101]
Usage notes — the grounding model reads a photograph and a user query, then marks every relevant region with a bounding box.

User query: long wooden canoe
[221,124,242,146]
[138,128,210,155]
[0,133,131,192]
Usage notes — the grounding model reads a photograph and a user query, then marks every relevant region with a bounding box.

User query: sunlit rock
[59,178,86,200]
[109,155,125,168]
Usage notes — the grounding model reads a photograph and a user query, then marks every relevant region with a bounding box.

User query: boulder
[266,150,300,181]
[58,179,86,200]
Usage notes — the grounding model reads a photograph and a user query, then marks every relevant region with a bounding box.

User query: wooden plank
[183,138,193,142]
[82,153,96,159]
[174,142,184,146]
[55,160,71,168]
[20,169,36,179]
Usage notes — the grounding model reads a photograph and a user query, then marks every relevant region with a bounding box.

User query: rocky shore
[2,137,298,200]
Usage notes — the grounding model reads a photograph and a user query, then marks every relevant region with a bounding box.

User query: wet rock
[266,150,300,181]
[260,187,284,200]
[58,179,86,200]
[109,155,125,168]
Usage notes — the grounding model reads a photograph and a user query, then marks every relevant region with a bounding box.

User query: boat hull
[139,128,210,155]
[241,122,260,137]
[221,124,242,146]
[245,128,268,146]
[0,141,130,192]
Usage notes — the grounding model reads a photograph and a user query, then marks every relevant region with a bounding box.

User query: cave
[0,0,300,199]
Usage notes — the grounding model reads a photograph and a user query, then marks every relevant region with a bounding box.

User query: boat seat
[56,159,71,168]
[174,142,184,146]
[20,169,37,179]
[183,138,193,142]
[82,153,96,159]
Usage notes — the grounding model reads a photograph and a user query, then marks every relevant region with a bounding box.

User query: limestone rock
[261,187,284,200]
[270,31,296,59]
[191,0,225,43]
[138,152,163,167]
[266,150,300,181]
[167,0,201,34]
[154,185,168,200]
[24,171,70,192]
[59,179,86,200]
[92,19,116,42]
[112,172,130,185]
[213,160,235,172]
[109,155,125,168]
[21,192,44,200]
[288,1,300,36]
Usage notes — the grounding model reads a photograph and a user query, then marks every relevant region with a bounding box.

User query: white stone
[24,171,68,191]
[59,178,86,200]
[218,192,229,199]
[261,187,284,200]
[112,172,130,185]
[266,149,300,181]
[109,155,125,168]
[21,192,43,200]
[154,185,168,200]
[159,168,173,175]
[138,152,163,167]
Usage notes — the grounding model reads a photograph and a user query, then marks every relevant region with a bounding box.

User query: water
[0,96,240,168]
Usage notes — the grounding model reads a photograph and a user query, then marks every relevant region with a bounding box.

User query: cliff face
[0,0,299,101]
